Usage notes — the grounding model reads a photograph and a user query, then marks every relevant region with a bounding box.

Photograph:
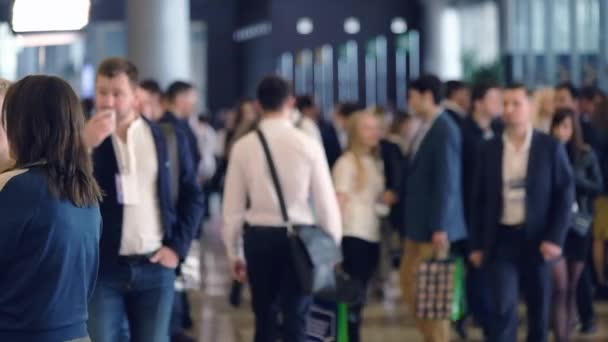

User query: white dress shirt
[501,127,533,226]
[222,117,342,261]
[112,117,164,255]
[333,152,385,242]
[189,117,218,181]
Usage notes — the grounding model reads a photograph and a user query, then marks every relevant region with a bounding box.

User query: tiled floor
[191,292,608,342]
[189,202,608,341]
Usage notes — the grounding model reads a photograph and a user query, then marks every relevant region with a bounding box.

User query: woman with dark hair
[226,98,259,157]
[0,75,102,342]
[550,108,603,341]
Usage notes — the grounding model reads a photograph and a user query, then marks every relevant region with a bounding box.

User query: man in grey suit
[399,74,467,342]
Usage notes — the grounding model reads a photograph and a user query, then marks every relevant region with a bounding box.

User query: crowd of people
[219,75,608,342]
[1,54,608,342]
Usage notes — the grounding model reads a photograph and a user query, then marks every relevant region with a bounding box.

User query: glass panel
[395,33,408,110]
[531,0,545,52]
[590,0,600,52]
[408,30,420,80]
[365,38,377,106]
[338,40,358,103]
[314,45,333,117]
[278,52,294,82]
[554,0,571,53]
[513,0,527,52]
[295,49,313,95]
[375,36,388,106]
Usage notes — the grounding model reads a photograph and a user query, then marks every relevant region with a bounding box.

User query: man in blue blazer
[83,58,204,342]
[470,83,575,342]
[399,75,467,342]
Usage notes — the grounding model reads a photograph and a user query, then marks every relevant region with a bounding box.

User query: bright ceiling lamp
[11,0,91,33]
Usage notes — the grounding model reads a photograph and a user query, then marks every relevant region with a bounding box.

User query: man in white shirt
[83,58,204,342]
[223,76,341,342]
[470,83,574,342]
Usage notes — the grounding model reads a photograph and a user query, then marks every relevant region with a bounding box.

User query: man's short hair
[97,57,138,87]
[139,79,162,95]
[256,75,292,112]
[445,80,469,99]
[296,95,314,112]
[336,102,364,118]
[410,74,443,105]
[580,85,599,101]
[472,82,499,103]
[504,82,531,97]
[555,81,580,99]
[166,81,194,103]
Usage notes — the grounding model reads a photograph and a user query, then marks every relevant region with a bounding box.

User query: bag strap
[256,129,292,231]
[159,122,181,206]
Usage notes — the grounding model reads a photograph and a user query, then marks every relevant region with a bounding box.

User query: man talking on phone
[83,57,204,342]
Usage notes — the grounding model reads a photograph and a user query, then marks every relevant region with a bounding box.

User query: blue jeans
[88,261,176,342]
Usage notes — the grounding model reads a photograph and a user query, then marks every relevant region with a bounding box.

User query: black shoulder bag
[256,129,361,303]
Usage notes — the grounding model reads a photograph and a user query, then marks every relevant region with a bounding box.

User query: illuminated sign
[11,0,91,33]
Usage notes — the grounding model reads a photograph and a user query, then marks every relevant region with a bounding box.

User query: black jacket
[379,139,406,229]
[461,116,502,227]
[93,117,204,274]
[570,148,603,214]
[471,131,575,258]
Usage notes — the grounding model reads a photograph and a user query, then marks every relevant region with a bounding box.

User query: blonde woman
[0,78,11,172]
[533,87,555,132]
[333,110,385,342]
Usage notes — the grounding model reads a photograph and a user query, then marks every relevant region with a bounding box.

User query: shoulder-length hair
[2,75,102,207]
[550,108,589,163]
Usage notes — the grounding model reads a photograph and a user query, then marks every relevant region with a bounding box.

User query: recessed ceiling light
[391,17,408,34]
[344,17,360,34]
[296,17,314,35]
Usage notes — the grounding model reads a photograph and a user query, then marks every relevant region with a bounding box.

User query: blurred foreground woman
[0,75,102,342]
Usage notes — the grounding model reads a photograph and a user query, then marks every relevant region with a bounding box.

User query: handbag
[571,211,593,237]
[256,129,351,300]
[415,256,457,320]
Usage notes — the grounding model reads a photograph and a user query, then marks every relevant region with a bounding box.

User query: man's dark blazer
[470,131,575,259]
[92,116,204,273]
[403,112,468,243]
[461,116,502,227]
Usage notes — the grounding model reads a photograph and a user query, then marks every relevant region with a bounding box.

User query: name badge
[116,173,139,205]
[505,178,526,204]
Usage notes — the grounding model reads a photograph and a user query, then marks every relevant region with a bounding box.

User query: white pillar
[127,0,191,87]
[422,0,462,79]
